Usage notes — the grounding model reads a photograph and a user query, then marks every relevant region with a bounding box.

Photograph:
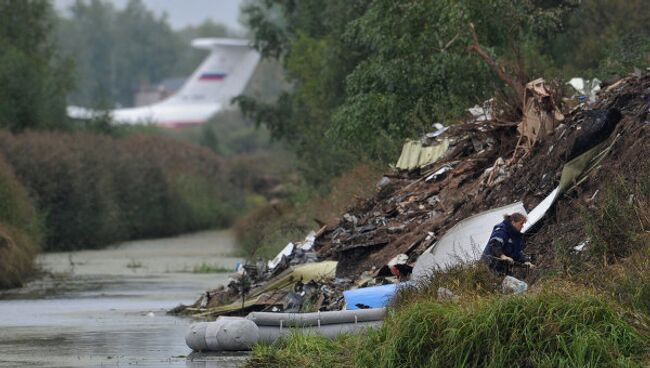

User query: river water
[0,230,248,368]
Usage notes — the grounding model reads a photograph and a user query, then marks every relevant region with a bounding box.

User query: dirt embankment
[315,73,650,279]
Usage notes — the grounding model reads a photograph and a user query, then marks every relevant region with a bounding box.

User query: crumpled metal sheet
[523,136,617,233]
[395,138,449,170]
[268,242,295,270]
[262,261,337,292]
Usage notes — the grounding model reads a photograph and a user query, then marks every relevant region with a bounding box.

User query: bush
[0,153,41,288]
[582,177,645,262]
[0,131,241,250]
[233,164,383,259]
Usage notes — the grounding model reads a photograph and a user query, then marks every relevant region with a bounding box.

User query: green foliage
[240,0,578,181]
[0,131,241,251]
[240,0,373,186]
[248,333,361,368]
[0,0,71,131]
[111,0,181,107]
[581,248,650,318]
[331,0,576,161]
[392,262,502,307]
[362,291,648,368]
[548,0,650,78]
[577,158,650,266]
[233,201,307,259]
[581,177,644,262]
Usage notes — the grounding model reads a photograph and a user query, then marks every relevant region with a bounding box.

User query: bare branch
[467,23,525,105]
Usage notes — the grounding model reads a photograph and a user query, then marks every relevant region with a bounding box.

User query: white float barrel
[186,309,386,351]
[186,317,260,352]
[257,320,383,344]
[247,308,386,326]
[185,322,209,351]
[205,316,260,351]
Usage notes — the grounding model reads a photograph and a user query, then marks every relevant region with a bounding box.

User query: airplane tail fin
[162,38,261,108]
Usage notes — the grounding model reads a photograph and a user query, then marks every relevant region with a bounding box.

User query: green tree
[547,0,650,77]
[57,0,116,107]
[58,0,181,108]
[240,0,573,181]
[112,0,180,107]
[0,0,71,131]
[331,0,572,160]
[239,0,372,186]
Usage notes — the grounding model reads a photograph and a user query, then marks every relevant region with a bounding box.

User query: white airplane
[67,38,261,128]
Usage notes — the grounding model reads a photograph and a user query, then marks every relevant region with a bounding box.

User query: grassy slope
[245,159,650,367]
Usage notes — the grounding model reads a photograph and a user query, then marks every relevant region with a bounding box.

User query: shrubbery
[0,131,241,251]
[0,153,40,288]
[233,164,383,259]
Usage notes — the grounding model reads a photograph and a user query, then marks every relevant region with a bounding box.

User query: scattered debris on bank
[173,71,650,319]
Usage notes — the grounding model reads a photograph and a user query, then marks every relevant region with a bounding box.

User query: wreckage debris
[176,71,650,321]
[566,108,622,160]
[502,275,528,294]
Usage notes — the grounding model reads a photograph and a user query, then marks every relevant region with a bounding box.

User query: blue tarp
[344,283,401,310]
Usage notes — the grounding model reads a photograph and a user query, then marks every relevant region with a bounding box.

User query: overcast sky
[53,0,245,32]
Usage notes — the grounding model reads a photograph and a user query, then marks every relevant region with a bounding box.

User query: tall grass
[0,153,40,288]
[247,290,650,368]
[0,131,241,251]
[359,290,648,368]
[248,333,362,368]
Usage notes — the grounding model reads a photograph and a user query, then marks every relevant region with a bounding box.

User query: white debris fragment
[574,240,589,252]
[425,165,452,182]
[567,78,601,103]
[387,254,409,267]
[468,99,494,122]
[502,276,528,294]
[376,176,391,188]
[426,124,449,138]
[343,213,358,226]
[298,231,316,251]
[267,242,294,270]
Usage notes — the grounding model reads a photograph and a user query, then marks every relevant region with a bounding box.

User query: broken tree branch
[467,22,525,105]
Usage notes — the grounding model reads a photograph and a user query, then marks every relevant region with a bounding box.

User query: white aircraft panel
[412,202,527,281]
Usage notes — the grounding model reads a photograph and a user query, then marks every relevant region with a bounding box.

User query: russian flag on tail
[200,72,227,81]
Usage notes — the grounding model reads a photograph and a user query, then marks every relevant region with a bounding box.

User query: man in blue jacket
[482,213,535,275]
